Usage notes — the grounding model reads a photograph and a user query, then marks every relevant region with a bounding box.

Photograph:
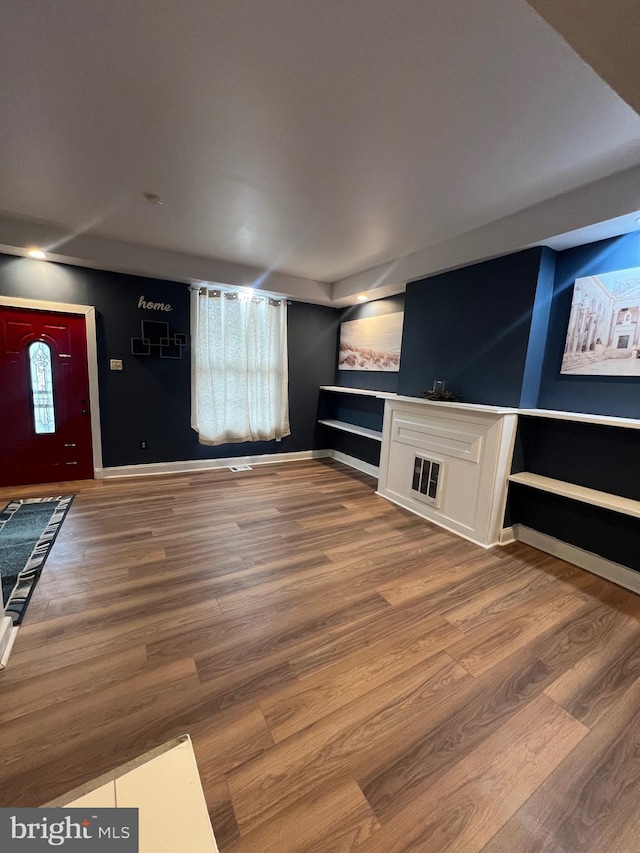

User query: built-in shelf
[508,472,640,520]
[320,385,391,399]
[318,418,383,441]
[518,408,640,431]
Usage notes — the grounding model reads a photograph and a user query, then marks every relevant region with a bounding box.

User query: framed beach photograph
[561,267,640,376]
[338,312,404,371]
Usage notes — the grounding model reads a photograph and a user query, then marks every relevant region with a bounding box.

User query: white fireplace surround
[377,396,518,547]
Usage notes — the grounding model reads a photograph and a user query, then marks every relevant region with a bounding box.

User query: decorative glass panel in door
[28,340,56,434]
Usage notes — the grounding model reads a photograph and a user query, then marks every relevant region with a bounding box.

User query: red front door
[0,307,94,487]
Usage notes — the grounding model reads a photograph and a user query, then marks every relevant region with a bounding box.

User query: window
[191,287,291,446]
[28,340,56,434]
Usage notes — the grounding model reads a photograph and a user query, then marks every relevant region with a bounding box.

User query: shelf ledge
[320,385,389,398]
[318,419,383,441]
[518,408,640,431]
[508,472,640,520]
[319,386,516,415]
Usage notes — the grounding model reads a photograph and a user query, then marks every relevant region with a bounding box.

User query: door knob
[81,398,89,416]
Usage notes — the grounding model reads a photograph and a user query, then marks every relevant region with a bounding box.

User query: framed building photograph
[561,267,640,376]
[338,312,404,371]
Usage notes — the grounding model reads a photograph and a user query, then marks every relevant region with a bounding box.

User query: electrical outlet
[140,440,147,449]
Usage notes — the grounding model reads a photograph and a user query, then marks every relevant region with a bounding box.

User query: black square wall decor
[131,321,188,359]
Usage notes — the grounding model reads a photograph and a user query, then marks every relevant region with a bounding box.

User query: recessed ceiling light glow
[357,294,368,302]
[27,248,47,260]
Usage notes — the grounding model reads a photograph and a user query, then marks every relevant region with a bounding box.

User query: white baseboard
[0,621,19,670]
[0,615,13,659]
[99,449,331,479]
[498,526,516,545]
[329,450,379,478]
[99,447,381,481]
[513,524,640,596]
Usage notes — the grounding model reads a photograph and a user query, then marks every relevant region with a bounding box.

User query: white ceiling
[0,0,639,300]
[527,0,640,115]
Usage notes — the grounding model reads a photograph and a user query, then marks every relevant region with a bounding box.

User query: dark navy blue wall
[397,248,550,406]
[5,228,640,477]
[335,295,404,393]
[537,232,640,418]
[0,254,338,467]
[519,248,556,407]
[323,430,382,468]
[318,392,385,433]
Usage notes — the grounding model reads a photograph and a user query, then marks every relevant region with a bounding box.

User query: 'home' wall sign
[138,295,172,312]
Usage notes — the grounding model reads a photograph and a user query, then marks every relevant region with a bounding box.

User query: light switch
[110,359,124,371]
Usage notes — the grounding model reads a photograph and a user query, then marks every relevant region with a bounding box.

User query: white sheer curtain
[191,287,291,446]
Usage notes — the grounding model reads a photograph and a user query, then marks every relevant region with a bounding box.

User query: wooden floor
[1,459,640,851]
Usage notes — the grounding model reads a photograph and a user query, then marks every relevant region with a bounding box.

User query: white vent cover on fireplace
[411,455,443,507]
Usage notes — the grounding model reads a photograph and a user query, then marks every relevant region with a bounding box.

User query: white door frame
[0,296,104,475]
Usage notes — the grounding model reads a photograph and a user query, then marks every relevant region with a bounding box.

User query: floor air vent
[411,455,443,507]
[229,465,253,472]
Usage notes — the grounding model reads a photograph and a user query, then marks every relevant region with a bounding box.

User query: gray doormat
[0,495,74,624]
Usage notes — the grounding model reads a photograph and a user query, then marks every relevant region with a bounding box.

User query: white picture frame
[561,267,640,376]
